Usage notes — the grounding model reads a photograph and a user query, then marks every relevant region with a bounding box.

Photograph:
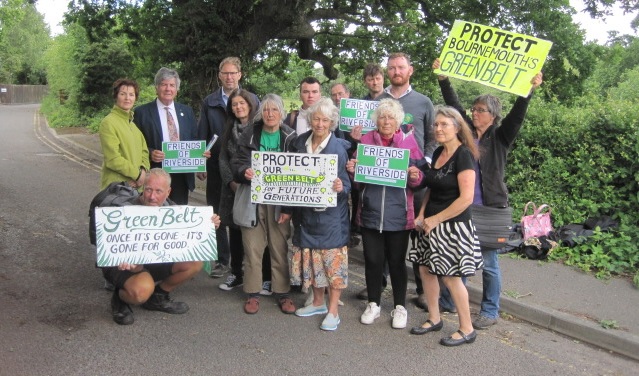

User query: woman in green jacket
[99,79,150,189]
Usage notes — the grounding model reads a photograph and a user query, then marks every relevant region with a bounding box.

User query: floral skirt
[290,246,348,290]
[407,219,483,277]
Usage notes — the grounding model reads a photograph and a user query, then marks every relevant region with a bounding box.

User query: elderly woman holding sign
[231,94,297,315]
[288,98,351,331]
[345,98,424,329]
[432,58,543,330]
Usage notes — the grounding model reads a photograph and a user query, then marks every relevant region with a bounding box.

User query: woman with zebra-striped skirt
[407,106,483,347]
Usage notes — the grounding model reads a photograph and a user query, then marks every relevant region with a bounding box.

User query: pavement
[48,124,639,362]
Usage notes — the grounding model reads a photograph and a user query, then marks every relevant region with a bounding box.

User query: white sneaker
[360,302,381,324]
[391,305,407,329]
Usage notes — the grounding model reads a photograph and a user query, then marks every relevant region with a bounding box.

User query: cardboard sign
[250,151,338,207]
[95,205,217,267]
[338,98,380,134]
[162,141,206,173]
[435,20,552,96]
[354,144,409,188]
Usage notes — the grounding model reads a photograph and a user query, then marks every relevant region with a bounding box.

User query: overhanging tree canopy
[65,0,633,105]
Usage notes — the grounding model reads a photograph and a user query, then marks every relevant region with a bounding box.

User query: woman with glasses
[409,106,482,346]
[431,58,543,331]
[345,98,424,330]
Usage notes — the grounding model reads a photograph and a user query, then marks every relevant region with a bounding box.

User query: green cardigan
[99,105,150,189]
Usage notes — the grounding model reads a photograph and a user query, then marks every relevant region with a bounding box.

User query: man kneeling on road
[101,168,220,325]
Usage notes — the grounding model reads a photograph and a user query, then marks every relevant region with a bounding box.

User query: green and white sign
[354,144,409,188]
[95,205,217,267]
[251,151,338,207]
[338,98,379,134]
[162,140,206,173]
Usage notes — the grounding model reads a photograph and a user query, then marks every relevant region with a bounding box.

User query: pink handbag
[521,202,553,240]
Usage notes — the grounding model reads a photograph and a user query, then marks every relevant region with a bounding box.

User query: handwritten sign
[95,205,217,267]
[435,20,552,96]
[338,98,379,134]
[250,151,338,207]
[162,141,206,173]
[354,144,409,188]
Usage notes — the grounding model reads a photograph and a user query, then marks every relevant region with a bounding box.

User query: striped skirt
[407,219,483,277]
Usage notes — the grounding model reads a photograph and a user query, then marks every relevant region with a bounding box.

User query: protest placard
[338,98,379,134]
[95,205,217,267]
[354,144,409,188]
[250,151,338,207]
[162,140,206,173]
[435,20,552,96]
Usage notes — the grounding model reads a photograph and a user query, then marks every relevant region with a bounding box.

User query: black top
[423,145,475,221]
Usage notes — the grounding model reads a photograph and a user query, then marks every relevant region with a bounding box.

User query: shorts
[101,263,174,289]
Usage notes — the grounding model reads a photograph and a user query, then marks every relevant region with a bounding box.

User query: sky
[37,0,637,44]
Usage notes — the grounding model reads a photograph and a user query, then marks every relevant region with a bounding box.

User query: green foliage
[0,0,50,84]
[599,319,619,330]
[246,53,316,99]
[76,36,135,115]
[503,60,639,282]
[41,24,87,127]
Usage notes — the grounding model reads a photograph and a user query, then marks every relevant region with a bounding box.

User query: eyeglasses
[220,71,239,76]
[470,107,489,113]
[433,122,454,129]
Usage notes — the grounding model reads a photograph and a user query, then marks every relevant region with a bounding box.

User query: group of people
[97,53,543,346]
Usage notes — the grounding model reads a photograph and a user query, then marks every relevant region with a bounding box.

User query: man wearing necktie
[134,67,199,204]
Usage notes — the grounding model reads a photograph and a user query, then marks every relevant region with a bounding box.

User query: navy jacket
[289,131,351,249]
[133,100,198,191]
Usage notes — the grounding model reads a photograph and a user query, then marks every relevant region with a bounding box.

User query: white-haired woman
[289,98,351,331]
[231,94,297,315]
[346,98,424,329]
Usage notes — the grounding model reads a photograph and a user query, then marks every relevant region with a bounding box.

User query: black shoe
[111,290,134,325]
[440,330,477,346]
[142,292,189,314]
[410,319,443,335]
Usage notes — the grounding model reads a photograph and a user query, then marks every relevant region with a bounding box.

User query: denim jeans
[439,248,500,318]
[478,249,501,319]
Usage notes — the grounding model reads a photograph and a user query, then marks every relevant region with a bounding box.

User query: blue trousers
[440,248,500,319]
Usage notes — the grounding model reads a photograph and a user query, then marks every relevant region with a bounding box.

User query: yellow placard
[435,20,553,96]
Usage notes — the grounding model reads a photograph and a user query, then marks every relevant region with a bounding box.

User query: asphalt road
[1,104,636,375]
